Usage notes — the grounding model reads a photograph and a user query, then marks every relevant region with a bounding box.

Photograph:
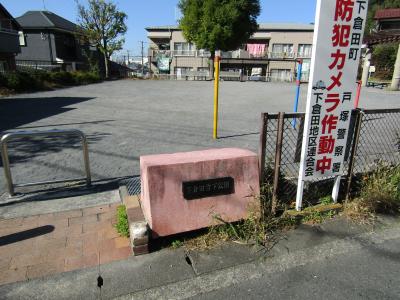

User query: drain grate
[120,176,141,195]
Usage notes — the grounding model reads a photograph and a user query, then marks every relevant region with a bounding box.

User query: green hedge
[0,70,101,92]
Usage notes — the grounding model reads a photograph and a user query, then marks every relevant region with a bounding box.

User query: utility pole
[140,41,144,74]
[127,50,130,66]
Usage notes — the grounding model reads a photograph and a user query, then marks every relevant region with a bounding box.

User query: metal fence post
[80,134,92,187]
[346,109,363,200]
[258,113,268,185]
[0,140,14,196]
[272,112,284,215]
[0,129,91,196]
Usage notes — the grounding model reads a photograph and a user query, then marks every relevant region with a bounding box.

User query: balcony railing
[297,52,312,58]
[150,49,311,60]
[172,50,211,57]
[150,49,211,58]
[269,52,295,59]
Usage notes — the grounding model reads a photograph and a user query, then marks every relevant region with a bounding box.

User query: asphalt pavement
[1,80,399,196]
[1,215,399,299]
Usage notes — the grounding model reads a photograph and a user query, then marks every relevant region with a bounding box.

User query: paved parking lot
[0,79,399,196]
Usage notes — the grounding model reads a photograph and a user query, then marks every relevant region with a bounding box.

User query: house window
[298,44,312,58]
[174,43,195,56]
[271,44,294,58]
[197,49,211,57]
[270,69,292,82]
[197,67,209,76]
[174,67,193,75]
[18,31,26,46]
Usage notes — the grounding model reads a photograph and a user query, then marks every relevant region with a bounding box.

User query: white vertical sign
[296,0,368,210]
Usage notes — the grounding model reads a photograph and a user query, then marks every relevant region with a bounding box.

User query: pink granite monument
[140,148,260,237]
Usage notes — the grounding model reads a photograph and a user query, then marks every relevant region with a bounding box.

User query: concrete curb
[119,186,149,256]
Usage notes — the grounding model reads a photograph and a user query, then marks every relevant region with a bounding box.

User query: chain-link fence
[259,108,400,209]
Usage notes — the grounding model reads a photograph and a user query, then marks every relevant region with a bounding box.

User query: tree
[372,42,399,79]
[77,0,127,78]
[178,0,261,56]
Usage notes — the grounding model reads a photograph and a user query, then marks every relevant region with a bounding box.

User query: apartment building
[146,23,314,82]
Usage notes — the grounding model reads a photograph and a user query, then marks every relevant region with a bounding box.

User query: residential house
[16,10,88,71]
[0,4,22,72]
[146,23,314,82]
[362,8,400,89]
[373,8,400,32]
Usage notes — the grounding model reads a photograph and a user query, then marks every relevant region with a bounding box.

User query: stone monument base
[140,148,260,237]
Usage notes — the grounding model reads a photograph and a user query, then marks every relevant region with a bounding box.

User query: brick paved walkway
[0,203,131,285]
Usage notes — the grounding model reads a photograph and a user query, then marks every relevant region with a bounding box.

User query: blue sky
[2,0,317,55]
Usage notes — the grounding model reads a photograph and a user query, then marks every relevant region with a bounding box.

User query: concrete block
[140,148,260,237]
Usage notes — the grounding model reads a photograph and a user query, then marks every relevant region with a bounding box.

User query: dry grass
[344,164,400,224]
[180,189,298,251]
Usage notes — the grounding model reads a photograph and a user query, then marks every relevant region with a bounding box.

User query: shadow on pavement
[0,96,95,132]
[0,176,130,207]
[0,132,111,167]
[16,120,114,130]
[217,132,259,139]
[0,225,54,246]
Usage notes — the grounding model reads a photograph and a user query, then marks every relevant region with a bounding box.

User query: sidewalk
[0,211,399,299]
[0,202,130,285]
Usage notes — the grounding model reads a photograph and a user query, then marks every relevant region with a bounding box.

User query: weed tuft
[345,164,400,223]
[182,186,298,251]
[115,205,129,237]
[171,240,184,248]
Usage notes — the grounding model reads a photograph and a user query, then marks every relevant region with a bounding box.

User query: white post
[390,43,400,91]
[296,180,305,211]
[331,176,341,203]
[361,48,372,87]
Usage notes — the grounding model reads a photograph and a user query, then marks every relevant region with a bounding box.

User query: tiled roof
[374,8,400,20]
[16,11,77,32]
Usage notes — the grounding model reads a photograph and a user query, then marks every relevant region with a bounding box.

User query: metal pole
[0,129,91,196]
[345,109,363,200]
[331,175,341,203]
[354,80,362,108]
[258,113,268,185]
[213,52,220,139]
[272,112,284,215]
[0,140,14,196]
[141,41,144,75]
[80,134,91,187]
[293,59,303,128]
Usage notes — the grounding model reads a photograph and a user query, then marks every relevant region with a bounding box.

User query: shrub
[31,69,51,82]
[1,69,101,93]
[4,71,42,91]
[49,71,75,85]
[71,71,101,85]
[0,73,7,87]
[372,43,399,80]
